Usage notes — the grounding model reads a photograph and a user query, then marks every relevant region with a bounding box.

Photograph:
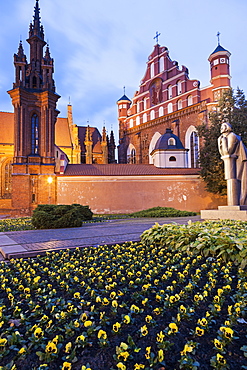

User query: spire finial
[154,31,161,44]
[123,86,125,95]
[217,31,220,45]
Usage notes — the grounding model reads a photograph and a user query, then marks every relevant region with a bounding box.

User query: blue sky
[1,0,247,141]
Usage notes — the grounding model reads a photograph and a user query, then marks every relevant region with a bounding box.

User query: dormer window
[168,138,175,146]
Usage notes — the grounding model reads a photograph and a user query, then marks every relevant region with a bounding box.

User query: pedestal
[201,205,247,221]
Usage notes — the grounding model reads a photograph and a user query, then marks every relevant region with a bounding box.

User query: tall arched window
[168,85,172,99]
[187,95,193,106]
[190,131,199,168]
[178,99,182,110]
[143,113,147,123]
[127,144,136,164]
[129,118,134,128]
[159,57,164,72]
[150,62,155,78]
[159,106,164,117]
[168,102,173,113]
[150,110,155,120]
[177,80,182,95]
[31,114,39,154]
[136,116,140,126]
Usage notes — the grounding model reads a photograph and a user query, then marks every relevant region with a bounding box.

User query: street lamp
[47,176,53,204]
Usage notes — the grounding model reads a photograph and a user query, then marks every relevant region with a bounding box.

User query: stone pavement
[0,216,201,260]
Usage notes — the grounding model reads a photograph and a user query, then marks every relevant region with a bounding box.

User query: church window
[168,102,173,113]
[129,119,133,128]
[150,110,155,120]
[136,116,140,125]
[123,104,127,108]
[159,106,164,117]
[178,99,182,110]
[150,62,155,78]
[168,138,176,146]
[190,131,199,168]
[149,132,162,164]
[177,80,182,95]
[3,160,12,196]
[127,144,136,164]
[168,85,172,99]
[187,95,193,106]
[143,98,147,110]
[169,156,176,162]
[143,113,147,123]
[159,56,164,72]
[31,114,39,154]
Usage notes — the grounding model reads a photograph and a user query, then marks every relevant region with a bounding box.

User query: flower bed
[0,223,246,369]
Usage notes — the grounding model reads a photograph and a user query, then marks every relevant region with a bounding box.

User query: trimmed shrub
[32,203,93,229]
[130,206,197,218]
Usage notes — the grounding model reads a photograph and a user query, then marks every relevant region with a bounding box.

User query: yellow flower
[179,305,187,313]
[102,298,110,305]
[113,322,121,332]
[140,325,148,336]
[181,344,194,356]
[216,353,226,364]
[195,327,204,336]
[0,338,7,346]
[145,346,151,359]
[98,330,107,340]
[116,363,126,370]
[80,312,88,322]
[118,351,130,361]
[220,326,234,339]
[62,362,72,370]
[134,365,145,370]
[158,349,164,362]
[18,347,26,354]
[65,342,72,353]
[156,330,165,343]
[123,315,131,324]
[168,322,178,334]
[74,292,80,299]
[84,320,93,327]
[52,335,59,345]
[198,318,207,327]
[34,327,44,339]
[45,341,57,353]
[142,298,148,306]
[76,335,86,342]
[130,304,140,313]
[145,315,153,323]
[74,320,80,328]
[112,300,118,308]
[214,339,223,350]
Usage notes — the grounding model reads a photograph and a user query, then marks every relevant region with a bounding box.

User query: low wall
[57,174,226,214]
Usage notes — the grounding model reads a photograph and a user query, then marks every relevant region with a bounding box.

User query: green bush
[32,204,93,229]
[130,206,197,218]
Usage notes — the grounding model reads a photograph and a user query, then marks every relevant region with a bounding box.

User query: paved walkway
[0,216,201,260]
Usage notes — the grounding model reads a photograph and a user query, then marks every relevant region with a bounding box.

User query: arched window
[169,156,176,162]
[187,95,193,106]
[137,101,140,113]
[150,110,155,120]
[178,99,182,110]
[136,116,140,126]
[168,138,176,146]
[129,118,133,128]
[177,80,182,95]
[190,131,199,168]
[168,85,172,99]
[150,62,155,78]
[127,144,136,164]
[31,114,39,154]
[149,132,162,164]
[143,113,147,123]
[159,56,164,72]
[143,98,147,110]
[159,106,164,117]
[168,102,173,113]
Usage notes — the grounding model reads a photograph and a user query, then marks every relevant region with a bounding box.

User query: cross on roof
[217,31,220,45]
[154,31,161,44]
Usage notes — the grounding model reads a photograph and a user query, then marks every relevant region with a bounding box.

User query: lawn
[0,220,246,369]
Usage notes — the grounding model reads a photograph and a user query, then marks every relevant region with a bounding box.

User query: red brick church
[0,1,230,215]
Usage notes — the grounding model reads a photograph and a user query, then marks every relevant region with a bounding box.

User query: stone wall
[57,174,226,214]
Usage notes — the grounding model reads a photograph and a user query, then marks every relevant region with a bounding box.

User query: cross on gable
[154,31,161,44]
[217,31,220,45]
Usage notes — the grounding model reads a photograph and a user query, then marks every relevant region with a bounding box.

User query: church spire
[29,0,44,40]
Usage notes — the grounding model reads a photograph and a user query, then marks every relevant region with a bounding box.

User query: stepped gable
[63,164,199,176]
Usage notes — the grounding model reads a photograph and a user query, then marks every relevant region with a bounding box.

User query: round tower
[117,94,131,134]
[208,43,231,101]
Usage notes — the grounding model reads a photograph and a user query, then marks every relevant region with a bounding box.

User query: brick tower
[8,0,60,215]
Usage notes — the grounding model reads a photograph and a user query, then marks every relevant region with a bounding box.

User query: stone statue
[218,122,247,206]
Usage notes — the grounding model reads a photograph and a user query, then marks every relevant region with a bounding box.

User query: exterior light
[47,176,53,184]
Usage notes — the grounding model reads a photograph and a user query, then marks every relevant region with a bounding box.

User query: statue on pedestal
[218,122,247,206]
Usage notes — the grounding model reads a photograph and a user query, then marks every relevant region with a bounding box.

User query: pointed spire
[102,126,107,143]
[44,45,51,60]
[29,0,44,40]
[85,125,92,142]
[17,40,25,58]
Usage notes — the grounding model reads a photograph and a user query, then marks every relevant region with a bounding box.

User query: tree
[197,88,247,195]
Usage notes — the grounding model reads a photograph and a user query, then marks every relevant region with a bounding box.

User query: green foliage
[129,206,196,218]
[197,88,247,195]
[32,204,93,229]
[141,219,247,268]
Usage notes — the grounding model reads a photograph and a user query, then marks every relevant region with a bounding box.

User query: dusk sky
[1,0,247,141]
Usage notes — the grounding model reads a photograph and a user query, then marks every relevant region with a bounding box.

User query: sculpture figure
[218,122,247,206]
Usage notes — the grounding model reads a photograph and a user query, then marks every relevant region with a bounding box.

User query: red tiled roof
[62,164,200,176]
